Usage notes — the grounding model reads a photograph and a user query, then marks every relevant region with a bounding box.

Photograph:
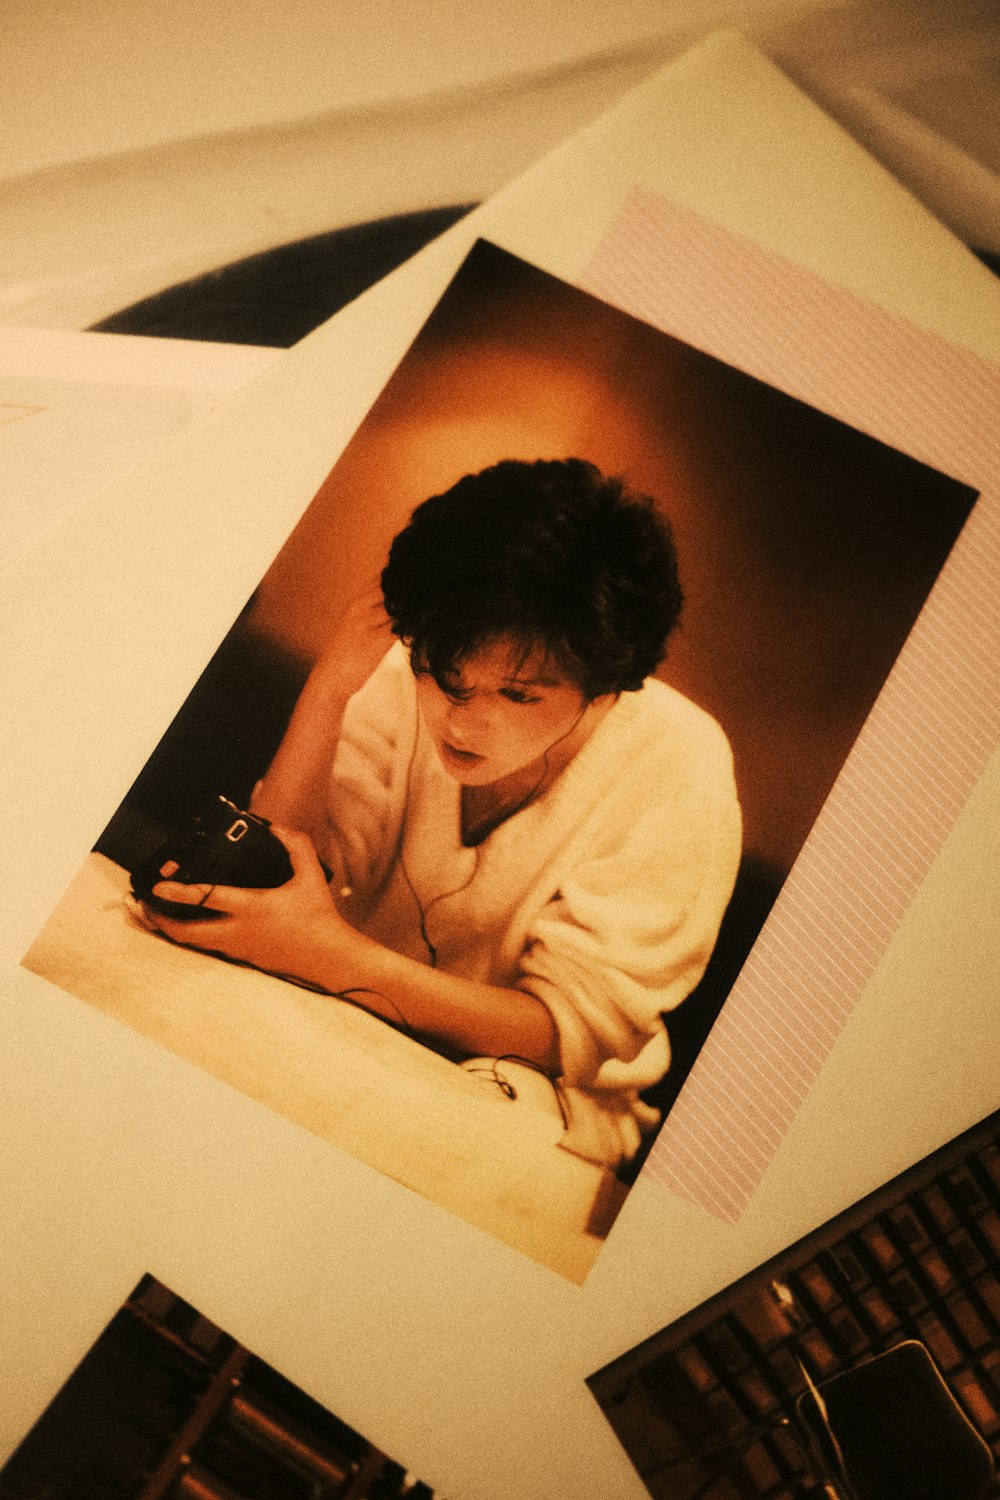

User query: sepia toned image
[0,1275,437,1500]
[588,1109,1000,1500]
[22,240,978,1281]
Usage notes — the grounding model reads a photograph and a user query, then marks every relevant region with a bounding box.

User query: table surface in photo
[23,853,626,1282]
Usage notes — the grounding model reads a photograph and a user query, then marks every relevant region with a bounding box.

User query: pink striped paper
[579,191,1000,1222]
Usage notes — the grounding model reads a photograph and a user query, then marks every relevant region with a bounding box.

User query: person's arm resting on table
[147,826,560,1072]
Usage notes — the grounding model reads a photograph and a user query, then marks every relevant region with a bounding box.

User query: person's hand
[138,826,353,986]
[312,581,395,702]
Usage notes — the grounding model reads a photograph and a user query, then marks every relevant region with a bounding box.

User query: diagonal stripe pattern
[580,191,1000,1221]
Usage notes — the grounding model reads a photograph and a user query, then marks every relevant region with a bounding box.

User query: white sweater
[321,643,742,1162]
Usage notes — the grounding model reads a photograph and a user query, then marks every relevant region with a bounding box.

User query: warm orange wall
[248,245,975,872]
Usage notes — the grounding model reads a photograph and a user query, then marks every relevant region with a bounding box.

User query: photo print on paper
[587,1109,1000,1500]
[22,240,979,1281]
[0,1273,437,1500]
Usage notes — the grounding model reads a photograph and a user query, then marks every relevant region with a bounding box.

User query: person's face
[413,638,595,787]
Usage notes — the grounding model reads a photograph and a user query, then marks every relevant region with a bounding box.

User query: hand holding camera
[130,802,352,989]
[130,796,298,922]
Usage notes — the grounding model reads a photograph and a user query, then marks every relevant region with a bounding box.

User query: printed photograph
[0,1274,437,1500]
[22,240,978,1280]
[587,1108,1000,1500]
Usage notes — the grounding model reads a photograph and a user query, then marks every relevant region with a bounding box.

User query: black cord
[399,697,592,966]
[322,986,568,1132]
[465,1053,570,1130]
[288,980,569,1128]
[331,984,414,1033]
[286,690,592,1130]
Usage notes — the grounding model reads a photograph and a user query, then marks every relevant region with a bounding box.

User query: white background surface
[2,34,999,1499]
[0,329,279,567]
[3,0,997,180]
[2,17,1000,1500]
[3,0,999,327]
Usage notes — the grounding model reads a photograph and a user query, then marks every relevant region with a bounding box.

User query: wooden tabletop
[23,852,626,1281]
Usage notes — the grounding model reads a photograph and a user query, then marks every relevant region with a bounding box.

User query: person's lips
[440,740,486,768]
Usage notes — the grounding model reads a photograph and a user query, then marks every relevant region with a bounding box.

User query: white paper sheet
[2,32,998,1500]
[0,328,279,567]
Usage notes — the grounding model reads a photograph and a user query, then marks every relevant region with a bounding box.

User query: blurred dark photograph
[0,1274,437,1500]
[23,241,978,1280]
[588,1109,1000,1500]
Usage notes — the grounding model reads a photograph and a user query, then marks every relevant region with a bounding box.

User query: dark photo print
[587,1109,1000,1500]
[22,241,978,1280]
[0,1274,436,1500]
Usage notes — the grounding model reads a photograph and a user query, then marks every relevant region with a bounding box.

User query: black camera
[130,796,296,922]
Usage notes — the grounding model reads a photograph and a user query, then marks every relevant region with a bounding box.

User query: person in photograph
[138,458,742,1162]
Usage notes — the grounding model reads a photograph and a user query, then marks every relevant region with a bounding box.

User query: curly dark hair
[380,457,683,698]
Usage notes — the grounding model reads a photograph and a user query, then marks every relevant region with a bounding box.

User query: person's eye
[500,688,541,705]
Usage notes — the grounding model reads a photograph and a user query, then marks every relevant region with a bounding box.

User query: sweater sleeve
[516,708,742,1096]
[321,642,417,899]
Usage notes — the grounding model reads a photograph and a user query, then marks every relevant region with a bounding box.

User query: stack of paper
[1,30,997,1500]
